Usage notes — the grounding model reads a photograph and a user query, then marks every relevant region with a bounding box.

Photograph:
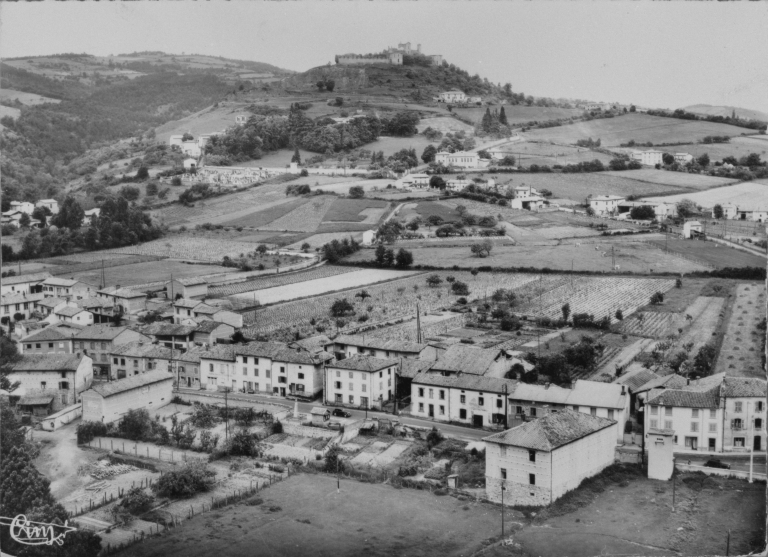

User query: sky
[1,1,768,113]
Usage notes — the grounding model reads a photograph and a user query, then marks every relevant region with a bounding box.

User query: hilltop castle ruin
[336,42,442,67]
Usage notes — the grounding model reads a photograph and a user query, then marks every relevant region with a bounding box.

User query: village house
[9,201,35,214]
[109,341,205,383]
[410,373,517,427]
[289,334,334,355]
[330,334,437,361]
[35,297,74,317]
[81,369,174,425]
[445,179,471,192]
[200,342,333,398]
[430,344,510,378]
[0,272,51,296]
[192,320,235,346]
[674,153,694,164]
[589,195,624,216]
[508,380,629,441]
[711,203,768,222]
[75,297,115,324]
[617,200,677,220]
[20,325,80,355]
[643,374,767,453]
[1,292,47,324]
[173,298,201,323]
[36,199,59,214]
[324,355,398,410]
[167,278,208,300]
[183,157,198,171]
[484,410,618,507]
[438,90,467,103]
[82,208,101,226]
[140,322,198,352]
[7,353,94,414]
[72,325,152,379]
[630,150,663,167]
[190,303,243,329]
[399,173,430,189]
[45,305,94,327]
[97,286,147,315]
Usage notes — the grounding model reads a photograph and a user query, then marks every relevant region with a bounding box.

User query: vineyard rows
[619,312,676,338]
[209,265,356,297]
[364,314,466,343]
[516,276,676,324]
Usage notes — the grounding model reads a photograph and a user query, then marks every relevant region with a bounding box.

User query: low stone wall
[615,446,642,464]
[40,403,82,431]
[262,442,327,462]
[340,419,365,444]
[283,421,339,440]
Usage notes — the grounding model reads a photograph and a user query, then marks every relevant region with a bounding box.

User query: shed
[17,393,55,417]
[310,407,330,424]
[682,221,703,239]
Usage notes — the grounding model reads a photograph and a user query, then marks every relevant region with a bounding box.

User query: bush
[77,421,108,444]
[152,461,216,499]
[323,445,345,473]
[189,403,216,428]
[119,486,154,515]
[226,429,260,456]
[426,427,444,449]
[451,281,470,296]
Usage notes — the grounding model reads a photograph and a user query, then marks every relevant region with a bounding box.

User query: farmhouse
[674,153,694,164]
[190,319,234,345]
[400,173,430,188]
[438,90,467,103]
[682,220,703,239]
[446,179,471,192]
[36,199,59,214]
[81,369,173,425]
[410,373,516,427]
[167,278,208,300]
[435,151,485,169]
[7,354,93,412]
[9,201,34,214]
[183,157,198,170]
[643,373,766,453]
[72,325,152,379]
[97,286,147,315]
[484,410,618,507]
[36,297,74,317]
[1,292,46,324]
[0,272,51,296]
[589,195,624,216]
[331,334,436,361]
[140,322,198,351]
[617,200,676,219]
[235,115,248,124]
[508,380,629,442]
[325,355,398,410]
[82,208,100,226]
[20,325,78,355]
[75,297,116,324]
[630,150,663,167]
[47,306,94,327]
[190,303,243,329]
[430,344,510,377]
[711,203,768,222]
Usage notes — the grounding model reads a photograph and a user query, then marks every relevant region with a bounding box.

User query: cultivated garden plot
[619,311,679,338]
[489,140,613,167]
[714,283,766,378]
[100,237,269,262]
[668,296,726,354]
[208,265,356,297]
[647,239,766,269]
[231,268,424,305]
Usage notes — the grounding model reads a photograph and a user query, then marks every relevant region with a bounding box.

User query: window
[133,360,138,368]
[516,406,523,415]
[208,377,217,386]
[709,423,717,433]
[439,406,445,415]
[501,468,507,480]
[419,388,425,397]
[334,382,341,389]
[460,395,466,404]
[349,383,354,391]
[362,384,367,393]
[419,403,424,412]
[36,343,41,349]
[459,408,467,419]
[758,401,764,412]
[242,356,248,364]
[607,409,614,420]
[41,381,47,389]
[733,418,744,430]
[254,358,260,365]
[530,407,536,417]
[48,343,53,348]
[665,407,672,417]
[529,474,536,486]
[280,367,285,374]
[349,395,354,404]
[429,389,434,399]
[349,372,354,379]
[691,422,699,432]
[101,342,106,350]
[336,371,340,378]
[113,358,118,364]
[298,373,304,380]
[26,345,31,350]
[650,406,658,415]
[336,394,343,403]
[735,402,743,413]
[266,370,271,379]
[496,399,503,409]
[756,418,763,430]
[650,419,658,429]
[528,450,536,462]
[665,420,672,429]
[478,397,485,406]
[101,354,107,362]
[710,409,717,419]
[692,409,699,419]
[209,363,214,372]
[439,390,445,400]
[242,367,248,376]
[254,369,259,377]
[379,372,383,378]
[734,437,745,448]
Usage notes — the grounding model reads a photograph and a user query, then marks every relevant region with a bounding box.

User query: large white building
[438,90,467,103]
[324,355,398,410]
[81,369,174,424]
[435,151,484,169]
[589,195,624,216]
[484,410,618,506]
[630,150,663,167]
[643,373,767,453]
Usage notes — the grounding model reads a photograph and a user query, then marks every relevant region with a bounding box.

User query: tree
[406,220,420,232]
[135,166,150,180]
[499,155,516,166]
[421,144,438,165]
[291,147,301,164]
[692,344,718,377]
[375,244,387,266]
[677,198,698,219]
[499,106,509,126]
[615,309,623,321]
[426,427,444,449]
[650,291,664,305]
[662,152,675,165]
[323,445,345,473]
[426,274,443,287]
[325,79,335,92]
[120,185,141,201]
[630,205,656,220]
[429,175,446,190]
[18,213,30,228]
[348,185,365,198]
[152,461,216,499]
[585,206,595,217]
[426,215,444,228]
[697,153,710,167]
[451,281,469,296]
[376,220,404,244]
[182,132,194,141]
[712,204,724,219]
[561,303,571,322]
[395,248,414,268]
[146,182,159,196]
[330,298,354,317]
[256,244,268,256]
[470,240,493,258]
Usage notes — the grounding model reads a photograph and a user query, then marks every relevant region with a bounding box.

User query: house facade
[330,334,436,361]
[72,325,152,378]
[438,90,467,103]
[97,287,147,315]
[435,151,481,169]
[20,326,77,355]
[484,410,618,507]
[589,195,624,216]
[1,292,46,324]
[324,355,398,410]
[0,272,51,296]
[8,354,94,411]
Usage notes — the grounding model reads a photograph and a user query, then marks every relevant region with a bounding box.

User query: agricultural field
[523,113,751,147]
[642,181,768,208]
[115,473,505,557]
[232,268,423,306]
[646,239,766,268]
[489,140,613,167]
[601,169,738,189]
[154,102,251,143]
[285,232,363,250]
[0,88,62,105]
[346,242,708,274]
[322,198,390,223]
[100,237,278,262]
[416,115,475,135]
[641,136,768,163]
[257,196,337,232]
[714,283,766,378]
[360,135,434,158]
[451,105,582,126]
[208,265,356,297]
[69,260,233,288]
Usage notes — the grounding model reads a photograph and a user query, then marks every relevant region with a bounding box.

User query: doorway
[280,387,286,397]
[187,377,191,388]
[473,415,483,427]
[755,436,762,451]
[708,438,716,451]
[428,404,434,418]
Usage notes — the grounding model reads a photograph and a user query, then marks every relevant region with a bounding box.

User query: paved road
[684,454,767,474]
[176,388,491,442]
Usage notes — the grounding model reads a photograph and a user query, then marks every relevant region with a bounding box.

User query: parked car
[704,459,731,470]
[332,409,351,418]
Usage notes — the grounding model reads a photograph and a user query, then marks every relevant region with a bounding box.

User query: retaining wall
[283,421,339,440]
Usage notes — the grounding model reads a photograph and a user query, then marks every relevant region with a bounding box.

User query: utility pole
[611,246,615,269]
[224,387,230,443]
[501,484,506,539]
[503,383,508,429]
[416,302,422,344]
[538,275,543,361]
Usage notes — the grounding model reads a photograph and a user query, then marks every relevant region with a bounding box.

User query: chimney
[621,385,626,395]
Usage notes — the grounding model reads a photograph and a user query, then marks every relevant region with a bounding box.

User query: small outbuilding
[682,220,703,239]
[81,369,173,424]
[310,407,330,424]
